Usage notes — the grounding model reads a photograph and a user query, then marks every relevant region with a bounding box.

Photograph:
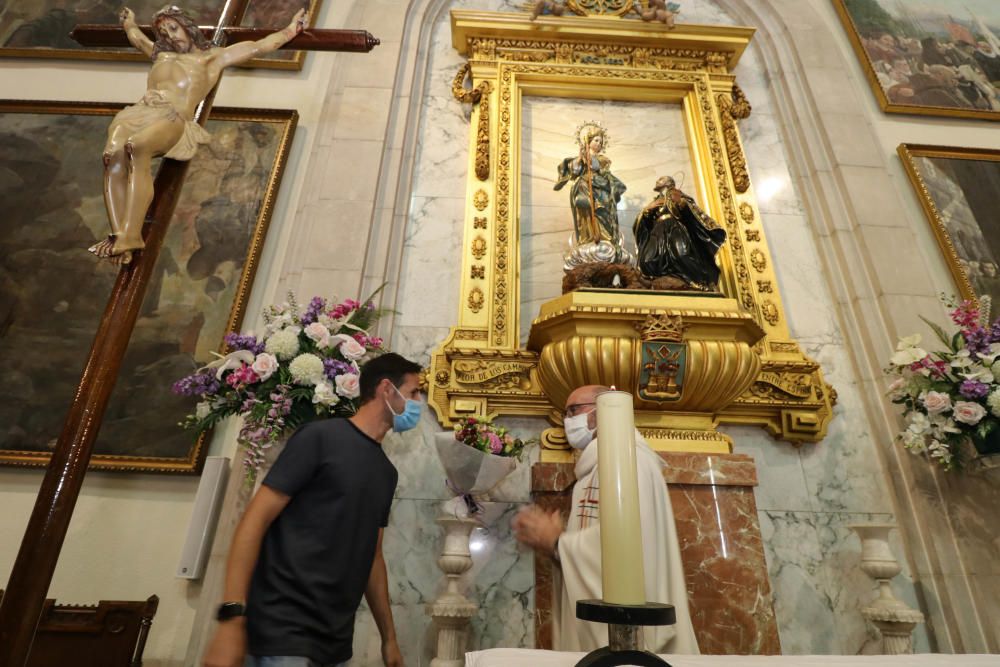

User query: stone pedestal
[531,452,781,654]
[427,511,479,667]
[849,523,924,655]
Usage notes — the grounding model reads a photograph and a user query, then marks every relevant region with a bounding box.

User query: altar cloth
[466,649,998,667]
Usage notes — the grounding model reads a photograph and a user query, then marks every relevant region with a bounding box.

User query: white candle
[595,390,646,606]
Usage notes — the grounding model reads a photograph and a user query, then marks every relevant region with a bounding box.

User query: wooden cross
[0,2,377,664]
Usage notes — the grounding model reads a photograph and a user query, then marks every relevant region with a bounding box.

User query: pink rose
[304,322,331,348]
[921,391,951,415]
[335,373,361,398]
[953,401,987,426]
[252,353,279,381]
[338,337,367,361]
[886,378,907,399]
[487,432,503,454]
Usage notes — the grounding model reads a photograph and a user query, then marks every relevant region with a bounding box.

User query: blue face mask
[387,384,421,432]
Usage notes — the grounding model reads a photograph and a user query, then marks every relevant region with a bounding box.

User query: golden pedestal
[527,290,764,454]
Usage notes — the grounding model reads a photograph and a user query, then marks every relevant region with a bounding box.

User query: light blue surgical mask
[387,384,421,432]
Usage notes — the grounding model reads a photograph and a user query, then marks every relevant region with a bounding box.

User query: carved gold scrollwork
[473,189,489,211]
[745,229,761,242]
[729,83,752,119]
[435,370,451,386]
[565,0,635,16]
[455,329,489,341]
[474,216,487,229]
[541,427,570,451]
[761,300,780,325]
[757,280,773,293]
[471,236,487,260]
[751,371,812,399]
[453,63,492,181]
[770,341,799,353]
[454,359,534,389]
[750,249,767,272]
[717,90,751,194]
[471,265,485,279]
[739,202,755,223]
[469,287,485,313]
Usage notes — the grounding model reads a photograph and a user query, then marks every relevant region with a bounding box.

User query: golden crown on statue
[575,119,610,150]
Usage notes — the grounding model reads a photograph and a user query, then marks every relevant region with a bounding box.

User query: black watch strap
[216,601,246,621]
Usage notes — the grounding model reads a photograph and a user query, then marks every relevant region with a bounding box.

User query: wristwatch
[216,601,247,621]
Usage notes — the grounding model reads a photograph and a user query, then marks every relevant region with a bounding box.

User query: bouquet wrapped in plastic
[434,417,530,519]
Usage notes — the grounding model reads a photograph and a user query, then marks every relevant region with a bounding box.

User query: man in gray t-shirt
[203,353,423,667]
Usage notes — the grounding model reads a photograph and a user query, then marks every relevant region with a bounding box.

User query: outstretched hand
[287,8,308,35]
[119,7,135,25]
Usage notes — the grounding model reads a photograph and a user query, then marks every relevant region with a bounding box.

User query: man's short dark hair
[358,353,422,403]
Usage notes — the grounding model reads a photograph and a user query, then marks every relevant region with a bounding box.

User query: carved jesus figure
[90,5,307,265]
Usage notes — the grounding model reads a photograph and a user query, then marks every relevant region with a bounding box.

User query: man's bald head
[565,385,611,409]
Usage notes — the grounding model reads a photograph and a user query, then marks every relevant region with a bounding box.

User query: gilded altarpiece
[427,10,835,462]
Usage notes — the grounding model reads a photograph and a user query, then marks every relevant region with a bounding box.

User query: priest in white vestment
[513,384,699,655]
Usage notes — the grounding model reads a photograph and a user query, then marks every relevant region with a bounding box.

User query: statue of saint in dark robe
[633,176,727,290]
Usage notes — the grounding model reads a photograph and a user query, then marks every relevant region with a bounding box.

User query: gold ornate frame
[832,0,1000,123]
[0,100,297,473]
[0,0,323,71]
[428,11,834,461]
[898,143,1000,306]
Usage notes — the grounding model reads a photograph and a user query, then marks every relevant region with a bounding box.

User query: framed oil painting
[0,0,321,70]
[898,144,1000,307]
[833,0,1000,121]
[0,100,296,473]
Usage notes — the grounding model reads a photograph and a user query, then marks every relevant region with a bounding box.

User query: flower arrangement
[885,296,1000,470]
[452,416,529,458]
[173,291,385,482]
[435,416,533,518]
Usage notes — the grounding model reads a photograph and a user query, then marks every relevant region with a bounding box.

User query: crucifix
[0,2,378,664]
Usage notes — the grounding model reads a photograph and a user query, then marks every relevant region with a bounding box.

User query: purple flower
[301,296,327,326]
[487,431,503,454]
[990,320,1000,344]
[960,379,990,400]
[963,324,991,357]
[172,372,220,397]
[224,332,265,355]
[323,358,352,381]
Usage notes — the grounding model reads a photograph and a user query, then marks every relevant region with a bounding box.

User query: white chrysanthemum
[265,328,300,361]
[289,353,325,385]
[992,360,1000,383]
[988,390,1000,418]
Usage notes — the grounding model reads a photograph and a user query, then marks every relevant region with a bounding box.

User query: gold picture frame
[898,143,1000,306]
[832,0,1000,122]
[0,0,322,71]
[0,100,297,473]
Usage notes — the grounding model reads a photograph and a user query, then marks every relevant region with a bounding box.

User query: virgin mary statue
[555,122,634,269]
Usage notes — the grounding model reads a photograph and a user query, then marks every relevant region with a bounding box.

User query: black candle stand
[573,600,675,667]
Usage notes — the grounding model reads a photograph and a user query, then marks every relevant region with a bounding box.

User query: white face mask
[564,412,595,450]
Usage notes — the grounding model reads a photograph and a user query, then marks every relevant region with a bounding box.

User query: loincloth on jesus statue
[106,90,211,161]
